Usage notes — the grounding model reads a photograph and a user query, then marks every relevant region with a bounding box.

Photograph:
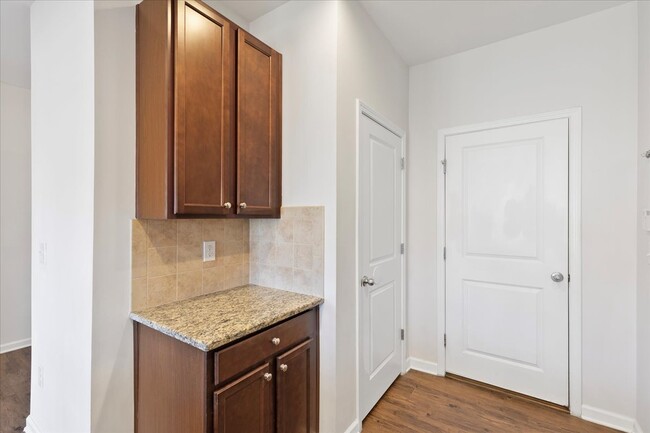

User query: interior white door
[359,112,403,420]
[445,118,569,406]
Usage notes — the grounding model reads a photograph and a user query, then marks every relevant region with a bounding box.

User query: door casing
[436,108,582,415]
[355,100,407,427]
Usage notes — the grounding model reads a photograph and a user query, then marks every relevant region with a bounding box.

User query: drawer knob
[280,364,288,372]
[223,202,232,209]
[271,337,280,346]
[239,202,247,209]
[264,373,272,382]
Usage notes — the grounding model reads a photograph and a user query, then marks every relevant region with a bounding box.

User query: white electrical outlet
[203,241,216,262]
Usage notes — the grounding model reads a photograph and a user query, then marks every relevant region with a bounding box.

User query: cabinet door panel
[175,0,235,215]
[276,339,318,433]
[214,363,272,433]
[236,29,282,217]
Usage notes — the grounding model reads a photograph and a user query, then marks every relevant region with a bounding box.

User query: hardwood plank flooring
[0,347,30,433]
[363,371,618,433]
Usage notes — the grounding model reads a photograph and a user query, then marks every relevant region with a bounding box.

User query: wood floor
[363,370,619,433]
[0,347,30,433]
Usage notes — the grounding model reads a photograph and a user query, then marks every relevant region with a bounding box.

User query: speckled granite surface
[130,284,323,351]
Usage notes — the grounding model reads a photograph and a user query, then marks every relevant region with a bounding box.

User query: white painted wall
[408,1,639,421]
[91,6,136,433]
[637,2,650,431]
[0,81,31,354]
[335,2,409,431]
[29,1,95,432]
[250,3,339,431]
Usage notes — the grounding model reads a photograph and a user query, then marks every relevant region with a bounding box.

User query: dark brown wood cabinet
[134,308,319,433]
[136,0,282,219]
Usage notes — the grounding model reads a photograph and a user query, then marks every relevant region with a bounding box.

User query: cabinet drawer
[215,309,317,385]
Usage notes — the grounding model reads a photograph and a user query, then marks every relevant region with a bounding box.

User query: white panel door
[445,118,569,405]
[359,113,403,420]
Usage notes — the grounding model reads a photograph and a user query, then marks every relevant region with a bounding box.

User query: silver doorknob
[264,373,272,382]
[280,364,288,372]
[239,202,247,209]
[551,272,564,282]
[361,276,375,287]
[271,337,280,346]
[223,202,232,209]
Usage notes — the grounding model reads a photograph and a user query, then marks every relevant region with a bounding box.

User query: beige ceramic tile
[224,219,245,242]
[222,241,244,266]
[294,244,313,271]
[203,266,224,293]
[178,244,202,273]
[294,219,314,245]
[178,220,202,246]
[147,246,177,277]
[132,220,148,252]
[147,274,177,307]
[276,220,293,243]
[132,248,147,279]
[132,277,148,311]
[147,220,177,247]
[274,243,293,268]
[177,270,203,300]
[203,219,224,242]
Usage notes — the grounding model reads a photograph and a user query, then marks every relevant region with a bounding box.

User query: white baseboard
[582,405,637,432]
[0,338,31,354]
[633,420,645,433]
[343,419,360,433]
[406,357,439,376]
[24,416,42,433]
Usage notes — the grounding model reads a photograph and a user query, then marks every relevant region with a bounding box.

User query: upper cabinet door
[236,29,282,217]
[175,0,235,215]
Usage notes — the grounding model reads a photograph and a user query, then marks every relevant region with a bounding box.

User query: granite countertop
[129,285,323,352]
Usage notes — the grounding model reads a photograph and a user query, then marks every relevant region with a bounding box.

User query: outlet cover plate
[203,241,216,262]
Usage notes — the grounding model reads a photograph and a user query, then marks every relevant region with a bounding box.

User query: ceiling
[359,0,629,65]
[212,0,288,23]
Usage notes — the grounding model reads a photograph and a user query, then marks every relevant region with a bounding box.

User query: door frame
[435,108,582,415]
[355,99,407,426]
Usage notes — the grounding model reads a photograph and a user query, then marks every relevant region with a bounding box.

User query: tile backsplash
[249,207,324,297]
[131,219,249,310]
[130,206,324,310]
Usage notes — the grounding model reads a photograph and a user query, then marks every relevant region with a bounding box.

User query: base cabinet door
[214,363,273,433]
[276,339,318,433]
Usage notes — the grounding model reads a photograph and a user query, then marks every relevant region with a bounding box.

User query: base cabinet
[134,309,319,433]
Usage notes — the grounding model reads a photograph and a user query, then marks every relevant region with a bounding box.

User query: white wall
[250,2,339,431]
[29,1,95,432]
[335,2,409,431]
[408,1,639,422]
[91,6,136,433]
[637,2,650,431]
[0,81,31,354]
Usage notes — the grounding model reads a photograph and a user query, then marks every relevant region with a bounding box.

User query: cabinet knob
[280,364,288,372]
[264,373,272,382]
[223,202,232,209]
[271,337,280,346]
[239,202,247,209]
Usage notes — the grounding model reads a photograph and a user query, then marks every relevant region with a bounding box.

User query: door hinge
[401,243,405,254]
[568,273,571,283]
[441,159,447,174]
[444,334,447,347]
[401,329,405,341]
[443,246,446,260]
[401,157,405,170]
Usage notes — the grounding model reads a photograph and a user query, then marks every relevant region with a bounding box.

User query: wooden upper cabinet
[175,1,235,215]
[136,0,281,219]
[236,29,282,217]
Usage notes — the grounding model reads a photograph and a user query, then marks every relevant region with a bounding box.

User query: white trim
[633,420,645,433]
[0,337,31,354]
[24,416,43,433]
[436,108,583,413]
[582,405,637,433]
[343,419,361,433]
[355,99,407,428]
[406,357,439,376]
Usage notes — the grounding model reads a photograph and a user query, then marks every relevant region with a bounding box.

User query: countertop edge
[130,297,323,352]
